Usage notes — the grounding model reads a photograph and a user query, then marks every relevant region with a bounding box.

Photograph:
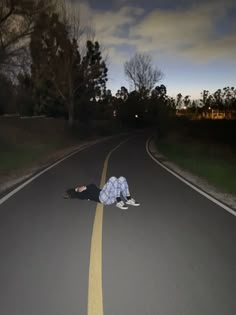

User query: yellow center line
[87,138,131,315]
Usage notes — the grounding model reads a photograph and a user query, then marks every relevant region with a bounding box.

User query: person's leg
[117,176,131,200]
[118,176,140,206]
[100,176,128,209]
[99,176,119,205]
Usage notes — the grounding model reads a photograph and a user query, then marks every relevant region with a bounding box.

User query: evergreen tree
[30,12,107,124]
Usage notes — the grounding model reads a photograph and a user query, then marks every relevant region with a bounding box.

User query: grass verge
[156,135,236,195]
[0,143,68,174]
[0,117,125,187]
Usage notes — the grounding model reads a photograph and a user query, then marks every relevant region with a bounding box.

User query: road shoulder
[0,135,118,198]
[148,137,236,212]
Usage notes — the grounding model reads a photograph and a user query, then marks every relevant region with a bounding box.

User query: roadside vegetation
[155,119,236,195]
[0,117,122,186]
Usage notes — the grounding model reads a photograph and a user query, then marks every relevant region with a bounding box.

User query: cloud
[106,46,130,64]
[91,6,144,46]
[67,1,143,45]
[67,0,236,65]
[130,2,236,62]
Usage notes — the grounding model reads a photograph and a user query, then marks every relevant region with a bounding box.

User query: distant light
[135,114,139,118]
[208,107,211,110]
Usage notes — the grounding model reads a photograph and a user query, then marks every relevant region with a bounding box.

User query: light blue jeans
[99,176,130,205]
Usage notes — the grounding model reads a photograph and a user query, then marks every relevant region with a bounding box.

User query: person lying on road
[63,176,140,210]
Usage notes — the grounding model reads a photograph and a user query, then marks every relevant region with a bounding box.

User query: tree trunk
[67,71,75,126]
[68,97,74,126]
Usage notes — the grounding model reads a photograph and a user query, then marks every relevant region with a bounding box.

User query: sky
[67,0,236,100]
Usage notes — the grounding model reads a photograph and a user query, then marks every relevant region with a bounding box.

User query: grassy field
[0,117,122,183]
[0,143,64,174]
[156,119,236,195]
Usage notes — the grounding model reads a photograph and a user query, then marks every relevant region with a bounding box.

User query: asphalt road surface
[0,132,235,315]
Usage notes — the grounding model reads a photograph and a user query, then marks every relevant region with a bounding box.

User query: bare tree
[124,53,163,93]
[0,0,55,74]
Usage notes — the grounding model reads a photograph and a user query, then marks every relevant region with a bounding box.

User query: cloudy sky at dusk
[68,0,236,99]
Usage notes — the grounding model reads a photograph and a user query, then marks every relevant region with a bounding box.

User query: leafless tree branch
[124,53,163,93]
[0,0,56,75]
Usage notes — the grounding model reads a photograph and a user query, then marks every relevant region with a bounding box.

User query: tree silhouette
[183,95,191,108]
[0,0,54,74]
[176,93,183,109]
[30,11,107,124]
[116,86,129,101]
[124,53,163,94]
[152,84,167,100]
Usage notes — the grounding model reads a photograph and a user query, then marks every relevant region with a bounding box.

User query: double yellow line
[87,138,130,315]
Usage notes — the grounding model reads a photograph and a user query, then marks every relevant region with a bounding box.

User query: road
[0,132,235,315]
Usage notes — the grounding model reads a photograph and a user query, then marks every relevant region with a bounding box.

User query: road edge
[0,134,125,203]
[146,135,236,217]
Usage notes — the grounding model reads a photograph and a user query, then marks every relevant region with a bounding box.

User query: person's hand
[75,186,87,192]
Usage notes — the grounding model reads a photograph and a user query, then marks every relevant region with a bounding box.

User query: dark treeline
[0,0,236,130]
[176,88,236,113]
[0,0,107,126]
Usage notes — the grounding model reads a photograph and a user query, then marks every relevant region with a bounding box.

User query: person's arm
[66,184,100,202]
[74,187,89,200]
[75,186,87,192]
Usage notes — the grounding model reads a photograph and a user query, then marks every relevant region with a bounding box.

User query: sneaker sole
[116,205,128,210]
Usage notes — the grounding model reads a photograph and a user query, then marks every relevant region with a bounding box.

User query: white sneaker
[126,198,140,206]
[116,201,128,210]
